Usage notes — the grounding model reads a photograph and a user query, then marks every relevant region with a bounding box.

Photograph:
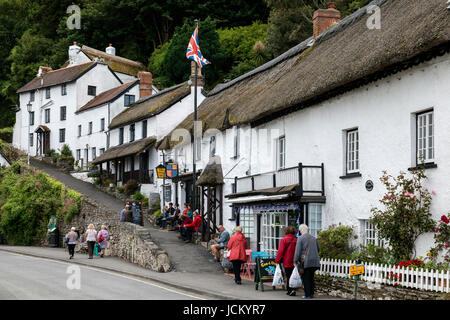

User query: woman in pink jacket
[227,226,247,285]
[97,225,109,258]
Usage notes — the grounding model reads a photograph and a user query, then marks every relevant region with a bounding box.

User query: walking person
[120,204,131,222]
[84,224,98,259]
[227,226,247,285]
[294,224,320,299]
[275,226,298,296]
[97,225,109,258]
[65,227,78,259]
[209,225,230,262]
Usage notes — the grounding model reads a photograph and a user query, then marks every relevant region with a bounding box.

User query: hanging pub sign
[166,163,178,179]
[156,164,166,179]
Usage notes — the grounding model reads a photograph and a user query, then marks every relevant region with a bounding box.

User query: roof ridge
[44,61,95,74]
[208,0,391,97]
[81,45,145,68]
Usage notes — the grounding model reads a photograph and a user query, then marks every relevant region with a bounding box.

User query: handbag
[98,234,104,243]
[298,234,311,275]
[64,236,69,244]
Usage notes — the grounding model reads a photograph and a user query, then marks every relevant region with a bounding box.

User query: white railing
[318,258,450,293]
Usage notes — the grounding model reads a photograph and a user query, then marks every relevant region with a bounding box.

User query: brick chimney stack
[138,71,153,98]
[313,2,341,39]
[189,61,205,87]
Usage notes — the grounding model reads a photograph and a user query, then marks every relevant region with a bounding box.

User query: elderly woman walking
[97,225,109,258]
[275,226,298,296]
[65,227,78,259]
[84,224,98,259]
[294,224,320,299]
[227,226,247,285]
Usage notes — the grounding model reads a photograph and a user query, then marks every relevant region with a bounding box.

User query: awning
[225,194,290,204]
[34,125,50,133]
[92,136,156,164]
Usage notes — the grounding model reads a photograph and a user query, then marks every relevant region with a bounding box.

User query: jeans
[231,260,243,282]
[87,241,95,258]
[302,267,318,297]
[182,227,195,241]
[68,244,76,257]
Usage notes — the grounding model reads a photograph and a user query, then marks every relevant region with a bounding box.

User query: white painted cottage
[13,42,157,170]
[158,0,450,256]
[91,63,206,199]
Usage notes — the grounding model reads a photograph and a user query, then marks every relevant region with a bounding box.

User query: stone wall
[59,196,171,272]
[315,274,449,300]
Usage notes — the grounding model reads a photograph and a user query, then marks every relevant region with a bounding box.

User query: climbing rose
[445,243,449,248]
[436,227,439,233]
[441,215,449,224]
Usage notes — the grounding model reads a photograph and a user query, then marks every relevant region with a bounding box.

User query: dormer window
[88,86,96,96]
[124,94,135,107]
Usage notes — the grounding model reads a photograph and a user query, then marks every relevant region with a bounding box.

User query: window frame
[29,133,33,147]
[142,120,147,139]
[78,125,82,137]
[307,204,323,237]
[278,136,286,170]
[416,110,434,165]
[88,121,93,135]
[29,111,35,126]
[45,87,51,99]
[209,135,216,158]
[119,127,124,145]
[346,129,359,174]
[124,94,135,107]
[92,147,96,160]
[30,91,35,102]
[60,106,66,121]
[44,108,50,123]
[59,128,66,143]
[130,124,135,142]
[61,83,67,96]
[100,118,105,132]
[87,85,96,96]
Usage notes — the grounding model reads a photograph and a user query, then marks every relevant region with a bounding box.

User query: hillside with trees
[0,0,369,129]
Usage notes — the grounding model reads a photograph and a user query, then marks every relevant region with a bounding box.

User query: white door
[261,211,288,256]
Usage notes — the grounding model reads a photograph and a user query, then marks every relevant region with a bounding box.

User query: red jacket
[275,234,297,268]
[185,215,202,231]
[181,216,192,226]
[227,232,247,262]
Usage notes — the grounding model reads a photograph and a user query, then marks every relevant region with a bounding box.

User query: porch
[92,136,156,186]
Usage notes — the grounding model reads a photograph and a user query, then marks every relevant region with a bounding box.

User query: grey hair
[235,226,242,233]
[299,224,309,235]
[71,227,76,231]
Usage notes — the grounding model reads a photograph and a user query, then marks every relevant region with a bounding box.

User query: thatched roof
[17,62,96,94]
[76,80,138,114]
[92,136,156,164]
[159,0,450,150]
[195,156,224,186]
[81,45,146,76]
[109,82,191,130]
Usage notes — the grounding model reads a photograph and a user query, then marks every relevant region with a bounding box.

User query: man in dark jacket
[294,224,320,299]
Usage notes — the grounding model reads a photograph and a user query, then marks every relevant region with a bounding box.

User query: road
[0,251,209,300]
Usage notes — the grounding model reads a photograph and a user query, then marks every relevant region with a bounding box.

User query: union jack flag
[186,26,211,68]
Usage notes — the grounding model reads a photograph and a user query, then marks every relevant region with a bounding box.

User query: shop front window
[261,211,288,256]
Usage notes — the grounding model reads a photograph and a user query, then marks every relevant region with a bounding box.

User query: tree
[370,168,436,262]
[160,17,227,89]
[265,0,370,57]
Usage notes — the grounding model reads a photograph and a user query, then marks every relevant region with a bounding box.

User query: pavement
[17,157,342,300]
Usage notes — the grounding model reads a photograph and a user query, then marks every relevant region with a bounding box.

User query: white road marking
[0,250,206,300]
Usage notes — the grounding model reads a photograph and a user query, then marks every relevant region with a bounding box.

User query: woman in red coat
[227,226,247,285]
[275,226,298,296]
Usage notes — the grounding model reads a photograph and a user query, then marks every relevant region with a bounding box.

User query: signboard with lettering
[254,256,281,292]
[350,264,365,277]
[125,200,143,226]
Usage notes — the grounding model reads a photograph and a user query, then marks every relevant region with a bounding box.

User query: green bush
[123,179,139,196]
[152,209,162,217]
[60,144,73,158]
[133,191,145,201]
[0,164,82,245]
[142,197,149,208]
[318,224,357,260]
[150,200,161,212]
[116,186,125,194]
[350,243,395,265]
[0,127,13,143]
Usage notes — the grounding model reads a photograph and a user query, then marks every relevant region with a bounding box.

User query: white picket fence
[318,258,450,293]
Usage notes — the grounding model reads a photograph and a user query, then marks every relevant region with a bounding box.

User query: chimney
[37,65,52,78]
[105,43,116,56]
[138,71,153,98]
[68,41,81,66]
[189,61,205,87]
[313,2,341,39]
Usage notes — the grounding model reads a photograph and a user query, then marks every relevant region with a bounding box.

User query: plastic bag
[222,257,233,270]
[272,264,284,287]
[289,266,303,288]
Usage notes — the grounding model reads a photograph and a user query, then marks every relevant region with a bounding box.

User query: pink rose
[409,194,415,199]
[445,243,449,248]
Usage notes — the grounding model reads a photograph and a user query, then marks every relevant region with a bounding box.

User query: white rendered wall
[248,53,450,257]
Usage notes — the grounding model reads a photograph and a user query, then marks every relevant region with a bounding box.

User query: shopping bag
[221,257,233,270]
[94,243,102,256]
[272,264,284,287]
[289,266,303,288]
